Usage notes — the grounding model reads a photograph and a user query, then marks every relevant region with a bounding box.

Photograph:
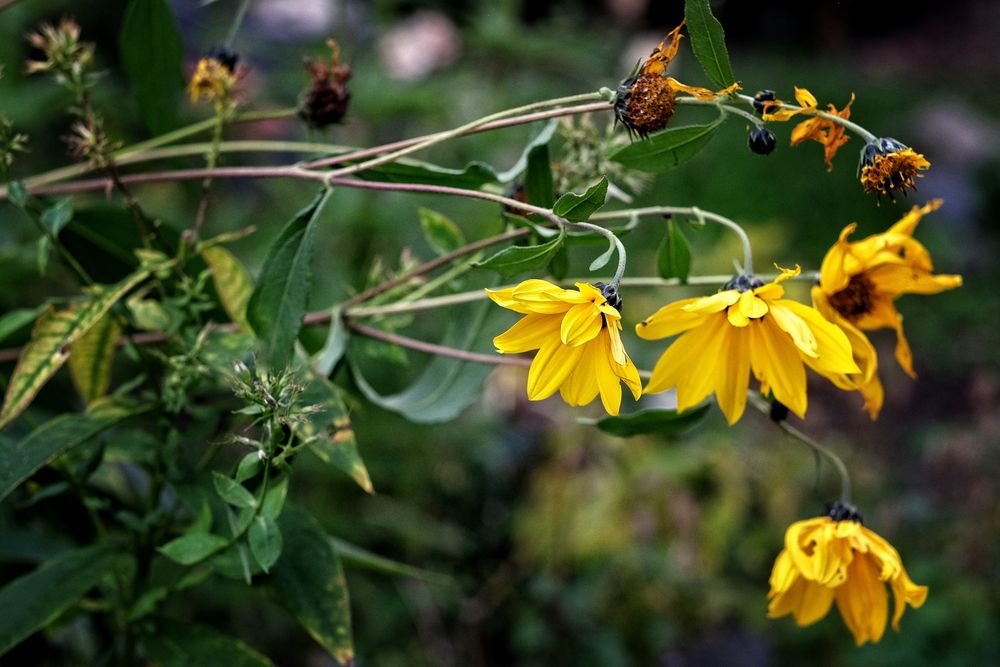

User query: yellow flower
[188,57,238,105]
[812,199,962,418]
[636,266,859,425]
[858,137,931,200]
[768,504,928,646]
[487,280,641,415]
[762,87,855,170]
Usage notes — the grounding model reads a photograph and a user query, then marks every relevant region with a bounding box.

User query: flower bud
[748,127,776,155]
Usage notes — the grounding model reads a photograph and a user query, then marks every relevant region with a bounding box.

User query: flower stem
[778,420,853,504]
[734,93,878,143]
[346,321,529,367]
[224,0,253,48]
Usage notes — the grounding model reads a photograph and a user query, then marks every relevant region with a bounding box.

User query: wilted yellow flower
[858,137,930,200]
[188,56,238,105]
[768,504,928,646]
[25,19,93,77]
[763,87,854,170]
[811,199,962,418]
[487,280,641,415]
[636,266,859,424]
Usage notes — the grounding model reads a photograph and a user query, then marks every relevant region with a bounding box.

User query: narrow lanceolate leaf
[524,140,555,207]
[248,516,283,573]
[140,618,275,667]
[358,159,499,190]
[68,312,122,405]
[657,219,692,281]
[212,473,258,509]
[475,232,565,278]
[158,533,229,566]
[331,537,453,586]
[0,544,125,654]
[303,379,373,494]
[312,307,349,377]
[0,269,152,430]
[272,507,354,666]
[120,0,185,135]
[552,177,609,222]
[594,404,711,437]
[610,116,724,173]
[418,208,465,256]
[496,120,559,184]
[0,398,148,501]
[202,246,254,331]
[247,190,332,370]
[684,0,737,88]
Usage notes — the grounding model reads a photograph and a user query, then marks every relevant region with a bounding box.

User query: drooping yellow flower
[762,87,855,170]
[858,137,931,200]
[188,56,238,105]
[636,266,859,424]
[768,503,928,646]
[487,280,641,415]
[812,199,962,418]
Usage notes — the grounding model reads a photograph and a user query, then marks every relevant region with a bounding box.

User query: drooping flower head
[487,280,641,415]
[188,50,241,106]
[858,137,930,201]
[811,199,962,418]
[636,266,859,424]
[614,21,739,138]
[768,502,928,646]
[299,38,352,128]
[762,87,854,170]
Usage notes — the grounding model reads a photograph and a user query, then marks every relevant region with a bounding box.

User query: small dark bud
[748,127,776,155]
[752,89,775,114]
[206,46,239,73]
[826,500,863,523]
[593,281,623,311]
[769,400,789,422]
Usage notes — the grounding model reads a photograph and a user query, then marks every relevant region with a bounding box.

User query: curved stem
[677,96,761,127]
[592,206,754,276]
[778,420,852,504]
[734,93,877,143]
[563,221,627,286]
[225,0,253,48]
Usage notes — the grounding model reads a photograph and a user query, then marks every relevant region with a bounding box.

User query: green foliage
[684,0,737,88]
[119,0,184,135]
[475,231,565,277]
[553,177,609,222]
[593,404,711,437]
[140,618,276,667]
[201,245,253,331]
[610,116,724,172]
[158,533,229,566]
[657,218,693,280]
[419,207,466,255]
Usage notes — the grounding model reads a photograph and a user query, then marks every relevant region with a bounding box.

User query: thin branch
[346,321,530,367]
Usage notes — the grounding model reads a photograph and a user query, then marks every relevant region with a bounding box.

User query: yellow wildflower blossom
[487,280,641,415]
[768,503,928,646]
[636,266,859,424]
[858,137,931,200]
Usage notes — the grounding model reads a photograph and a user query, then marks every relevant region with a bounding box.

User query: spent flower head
[25,18,96,97]
[858,137,930,201]
[188,50,243,109]
[299,38,352,128]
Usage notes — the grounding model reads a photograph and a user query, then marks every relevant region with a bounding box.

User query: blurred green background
[1,0,997,664]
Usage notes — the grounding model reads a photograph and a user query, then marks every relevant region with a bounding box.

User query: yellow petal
[526,338,585,401]
[778,300,859,374]
[682,289,741,314]
[867,263,962,296]
[644,315,729,414]
[485,287,532,315]
[886,199,943,237]
[635,298,710,340]
[767,302,818,358]
[715,324,751,424]
[890,569,928,632]
[560,303,603,346]
[512,279,589,313]
[595,341,624,415]
[606,319,628,366]
[559,337,600,408]
[834,553,889,646]
[794,86,818,108]
[750,317,808,418]
[493,313,560,354]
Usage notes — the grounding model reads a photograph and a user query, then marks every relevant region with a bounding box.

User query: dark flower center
[826,500,863,523]
[828,274,875,321]
[724,274,765,293]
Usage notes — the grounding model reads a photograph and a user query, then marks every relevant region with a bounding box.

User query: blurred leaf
[552,177,608,222]
[36,198,74,275]
[126,295,173,332]
[609,116,723,173]
[303,378,373,494]
[311,307,348,377]
[418,208,465,255]
[476,231,565,278]
[202,246,253,331]
[198,330,254,374]
[120,0,184,135]
[657,219,692,281]
[68,312,121,405]
[0,267,154,430]
[358,158,499,189]
[247,190,331,370]
[6,181,27,208]
[0,398,147,501]
[140,617,275,667]
[272,507,354,665]
[249,516,283,573]
[496,120,558,183]
[212,472,258,509]
[594,404,711,437]
[524,139,554,207]
[684,0,737,88]
[158,533,228,566]
[588,239,616,272]
[0,543,124,654]
[349,300,495,424]
[548,242,569,280]
[260,477,288,521]
[235,452,262,483]
[0,306,44,344]
[331,537,453,586]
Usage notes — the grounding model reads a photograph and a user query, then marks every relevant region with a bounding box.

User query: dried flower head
[858,137,930,201]
[188,54,241,107]
[25,18,94,80]
[64,117,118,167]
[299,38,352,128]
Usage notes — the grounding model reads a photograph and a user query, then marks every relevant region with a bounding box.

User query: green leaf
[0,268,153,430]
[68,312,121,405]
[524,140,554,207]
[212,473,258,509]
[331,537,453,586]
[0,544,124,654]
[496,120,559,184]
[552,177,608,222]
[418,208,465,255]
[312,307,348,377]
[140,617,275,667]
[272,507,354,665]
[120,0,185,135]
[475,232,565,278]
[201,246,253,332]
[260,477,289,521]
[0,306,45,344]
[302,378,373,494]
[7,181,28,208]
[657,219,692,281]
[609,116,724,173]
[249,516,283,573]
[358,159,499,189]
[235,452,262,483]
[126,295,173,332]
[158,533,229,565]
[684,0,737,88]
[36,199,75,275]
[247,190,332,370]
[547,242,569,280]
[594,404,711,437]
[0,398,148,501]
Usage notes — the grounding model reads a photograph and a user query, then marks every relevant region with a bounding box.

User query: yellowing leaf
[68,312,122,405]
[201,246,253,332]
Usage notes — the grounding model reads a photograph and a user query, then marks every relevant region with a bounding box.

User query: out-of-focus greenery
[0,0,997,665]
